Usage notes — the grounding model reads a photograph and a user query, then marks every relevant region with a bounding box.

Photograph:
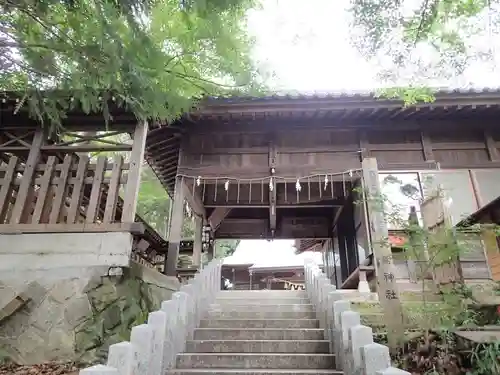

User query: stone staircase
[169,289,340,375]
[80,259,410,375]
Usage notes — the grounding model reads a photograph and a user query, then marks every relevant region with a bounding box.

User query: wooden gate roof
[3,88,500,196]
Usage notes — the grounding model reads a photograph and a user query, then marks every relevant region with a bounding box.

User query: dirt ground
[0,362,81,375]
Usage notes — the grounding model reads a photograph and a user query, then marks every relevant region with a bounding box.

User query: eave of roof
[4,87,500,199]
[192,87,500,115]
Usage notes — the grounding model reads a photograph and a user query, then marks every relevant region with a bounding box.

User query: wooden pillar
[337,225,349,283]
[344,197,359,275]
[332,236,340,288]
[362,157,405,349]
[192,215,203,267]
[165,176,185,276]
[122,121,148,223]
[322,244,329,279]
[268,137,277,234]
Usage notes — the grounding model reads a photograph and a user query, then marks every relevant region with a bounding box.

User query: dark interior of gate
[148,91,500,286]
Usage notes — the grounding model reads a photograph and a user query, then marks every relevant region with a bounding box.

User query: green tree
[349,0,495,99]
[215,239,240,257]
[136,165,171,237]
[0,0,266,125]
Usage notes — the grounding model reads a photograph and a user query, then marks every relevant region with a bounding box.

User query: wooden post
[122,121,148,223]
[337,225,349,283]
[344,196,359,275]
[361,157,405,349]
[10,130,44,224]
[192,215,203,268]
[268,137,277,233]
[165,176,185,276]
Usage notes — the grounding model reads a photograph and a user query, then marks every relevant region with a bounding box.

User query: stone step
[214,298,310,305]
[176,353,335,369]
[200,319,319,329]
[168,369,342,375]
[194,328,324,341]
[207,310,315,319]
[217,291,308,298]
[185,340,329,353]
[209,304,314,313]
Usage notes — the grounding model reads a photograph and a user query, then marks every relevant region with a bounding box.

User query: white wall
[421,170,478,226]
[471,169,500,207]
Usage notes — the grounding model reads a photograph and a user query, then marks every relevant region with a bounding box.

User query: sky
[221,0,500,266]
[246,0,500,92]
[247,0,378,92]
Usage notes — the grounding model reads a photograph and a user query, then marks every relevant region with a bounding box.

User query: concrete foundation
[0,232,134,275]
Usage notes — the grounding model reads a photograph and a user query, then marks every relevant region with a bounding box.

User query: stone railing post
[80,258,223,375]
[80,365,119,375]
[303,260,411,375]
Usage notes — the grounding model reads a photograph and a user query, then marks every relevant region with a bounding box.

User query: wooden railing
[0,154,139,231]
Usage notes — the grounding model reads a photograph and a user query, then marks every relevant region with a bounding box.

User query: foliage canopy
[0,0,265,125]
[349,0,497,90]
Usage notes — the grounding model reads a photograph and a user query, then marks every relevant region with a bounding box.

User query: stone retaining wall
[304,259,411,375]
[0,262,178,365]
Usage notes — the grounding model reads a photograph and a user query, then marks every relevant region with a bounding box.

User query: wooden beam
[122,121,148,222]
[204,203,342,208]
[0,222,145,234]
[209,207,232,231]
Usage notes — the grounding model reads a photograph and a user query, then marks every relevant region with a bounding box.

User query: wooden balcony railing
[0,154,142,233]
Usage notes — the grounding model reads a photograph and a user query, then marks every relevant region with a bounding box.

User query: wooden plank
[484,130,499,161]
[122,121,148,222]
[165,176,185,276]
[10,130,44,224]
[421,131,435,161]
[86,156,107,223]
[49,154,73,224]
[0,157,18,223]
[67,155,89,224]
[31,156,57,224]
[0,222,145,234]
[103,155,124,223]
[361,157,405,348]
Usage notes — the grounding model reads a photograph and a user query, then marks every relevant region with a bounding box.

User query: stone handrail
[79,258,223,375]
[304,259,410,375]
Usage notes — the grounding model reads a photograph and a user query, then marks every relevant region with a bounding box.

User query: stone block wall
[0,262,178,365]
